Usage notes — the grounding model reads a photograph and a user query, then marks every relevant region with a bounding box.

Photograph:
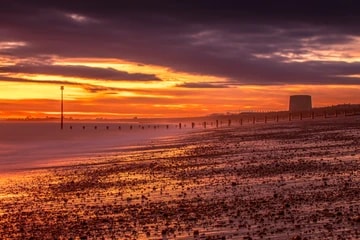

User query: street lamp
[60,86,64,129]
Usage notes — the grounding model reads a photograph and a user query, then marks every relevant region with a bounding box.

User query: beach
[0,116,359,239]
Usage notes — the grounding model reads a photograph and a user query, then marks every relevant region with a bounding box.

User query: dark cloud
[3,1,359,23]
[0,75,120,93]
[176,82,230,88]
[0,75,157,94]
[1,0,360,85]
[0,64,160,81]
[0,75,80,86]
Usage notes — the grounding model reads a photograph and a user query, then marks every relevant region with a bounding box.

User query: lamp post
[60,86,64,129]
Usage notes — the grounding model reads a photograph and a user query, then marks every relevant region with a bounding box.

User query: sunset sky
[1,1,359,119]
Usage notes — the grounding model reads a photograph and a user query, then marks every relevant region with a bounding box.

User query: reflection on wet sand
[0,117,359,239]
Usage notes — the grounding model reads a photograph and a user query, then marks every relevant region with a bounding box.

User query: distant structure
[289,95,312,112]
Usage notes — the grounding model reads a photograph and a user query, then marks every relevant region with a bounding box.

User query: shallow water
[0,121,192,172]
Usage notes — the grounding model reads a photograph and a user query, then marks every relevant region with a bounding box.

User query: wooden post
[60,86,64,130]
[289,113,292,121]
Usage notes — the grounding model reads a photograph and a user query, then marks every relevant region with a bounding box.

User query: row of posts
[62,109,358,130]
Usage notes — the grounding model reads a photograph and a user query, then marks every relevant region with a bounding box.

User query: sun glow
[0,56,231,118]
[1,54,360,119]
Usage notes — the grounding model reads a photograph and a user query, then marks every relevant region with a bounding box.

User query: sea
[0,121,191,173]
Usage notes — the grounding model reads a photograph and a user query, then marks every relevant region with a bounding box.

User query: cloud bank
[0,1,360,86]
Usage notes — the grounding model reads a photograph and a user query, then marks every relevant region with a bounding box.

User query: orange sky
[1,3,360,119]
[0,56,359,119]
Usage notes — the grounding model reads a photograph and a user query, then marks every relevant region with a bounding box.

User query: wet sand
[0,116,359,239]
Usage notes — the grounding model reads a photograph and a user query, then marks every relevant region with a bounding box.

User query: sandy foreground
[0,117,359,239]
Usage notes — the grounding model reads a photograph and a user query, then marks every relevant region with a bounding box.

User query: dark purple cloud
[176,82,230,88]
[0,75,158,94]
[1,0,360,85]
[0,64,160,81]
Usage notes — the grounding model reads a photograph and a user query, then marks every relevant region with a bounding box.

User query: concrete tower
[289,95,312,112]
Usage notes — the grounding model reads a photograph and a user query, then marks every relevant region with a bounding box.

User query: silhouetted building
[289,95,312,112]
